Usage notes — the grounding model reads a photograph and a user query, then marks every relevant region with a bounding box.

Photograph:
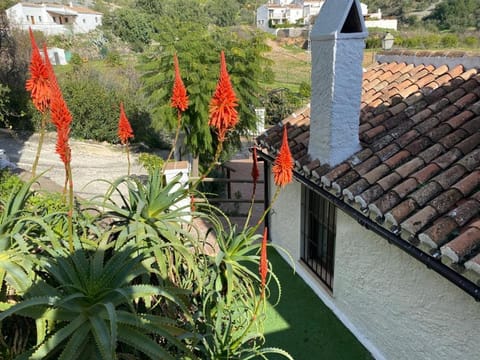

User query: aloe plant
[0,240,196,360]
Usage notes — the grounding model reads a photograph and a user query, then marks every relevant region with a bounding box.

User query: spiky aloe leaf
[89,314,114,360]
[0,296,58,321]
[58,322,91,360]
[30,314,88,359]
[117,325,177,360]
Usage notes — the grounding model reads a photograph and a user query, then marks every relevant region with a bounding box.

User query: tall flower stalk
[203,51,238,179]
[259,226,268,298]
[253,125,293,232]
[26,29,50,177]
[118,102,134,175]
[164,53,189,172]
[43,41,75,253]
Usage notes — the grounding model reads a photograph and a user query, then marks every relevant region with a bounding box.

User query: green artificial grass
[264,249,373,360]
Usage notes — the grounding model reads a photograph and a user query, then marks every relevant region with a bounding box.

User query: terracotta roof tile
[363,164,391,185]
[413,116,440,135]
[369,190,401,218]
[460,116,480,135]
[455,132,480,155]
[435,104,460,122]
[454,93,478,109]
[447,196,480,227]
[431,165,467,189]
[385,198,418,227]
[445,88,466,103]
[405,137,433,154]
[441,227,480,263]
[419,217,459,248]
[356,184,385,210]
[392,178,419,198]
[395,158,425,179]
[332,170,360,194]
[433,148,463,169]
[445,111,474,129]
[395,129,420,148]
[429,188,464,214]
[409,181,443,207]
[456,148,480,171]
[377,172,402,191]
[343,178,369,201]
[469,100,480,115]
[384,149,411,168]
[438,128,469,148]
[418,144,446,163]
[425,123,452,142]
[411,163,443,184]
[448,64,466,79]
[432,64,449,75]
[401,205,438,236]
[258,59,480,286]
[428,97,450,113]
[320,162,351,187]
[452,171,480,196]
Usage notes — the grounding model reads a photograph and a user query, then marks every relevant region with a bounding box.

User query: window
[38,16,42,22]
[301,187,336,290]
[53,16,57,23]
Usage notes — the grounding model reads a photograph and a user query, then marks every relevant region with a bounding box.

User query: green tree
[140,21,272,161]
[102,8,153,51]
[205,0,240,27]
[59,66,159,146]
[425,0,480,31]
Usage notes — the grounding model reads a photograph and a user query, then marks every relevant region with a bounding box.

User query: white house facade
[6,2,102,35]
[256,0,397,33]
[256,0,480,359]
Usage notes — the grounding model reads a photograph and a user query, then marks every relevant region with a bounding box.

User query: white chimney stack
[309,0,368,166]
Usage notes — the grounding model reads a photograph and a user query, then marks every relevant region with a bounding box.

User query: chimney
[309,0,367,166]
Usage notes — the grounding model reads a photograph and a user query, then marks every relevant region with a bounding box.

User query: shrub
[441,34,459,48]
[464,36,479,48]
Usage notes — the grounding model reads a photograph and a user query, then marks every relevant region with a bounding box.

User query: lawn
[264,250,373,360]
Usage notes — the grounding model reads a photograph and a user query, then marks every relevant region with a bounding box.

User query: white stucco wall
[333,209,480,359]
[6,3,101,35]
[269,178,480,359]
[268,172,302,261]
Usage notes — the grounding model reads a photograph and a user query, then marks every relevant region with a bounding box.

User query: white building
[256,0,397,33]
[256,0,480,359]
[6,2,102,36]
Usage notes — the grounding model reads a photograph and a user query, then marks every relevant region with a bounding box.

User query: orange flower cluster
[208,51,238,142]
[272,126,293,187]
[25,29,50,113]
[171,53,189,112]
[259,227,268,297]
[26,30,72,166]
[118,103,134,145]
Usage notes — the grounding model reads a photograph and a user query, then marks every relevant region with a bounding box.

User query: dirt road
[0,129,148,199]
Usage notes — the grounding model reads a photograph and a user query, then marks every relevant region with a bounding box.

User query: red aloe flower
[251,146,259,192]
[208,51,238,142]
[118,103,134,145]
[171,53,189,112]
[272,126,293,187]
[25,28,50,113]
[259,227,268,297]
[49,88,72,165]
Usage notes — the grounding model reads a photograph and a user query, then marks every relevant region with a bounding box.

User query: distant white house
[6,2,102,36]
[256,1,397,33]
